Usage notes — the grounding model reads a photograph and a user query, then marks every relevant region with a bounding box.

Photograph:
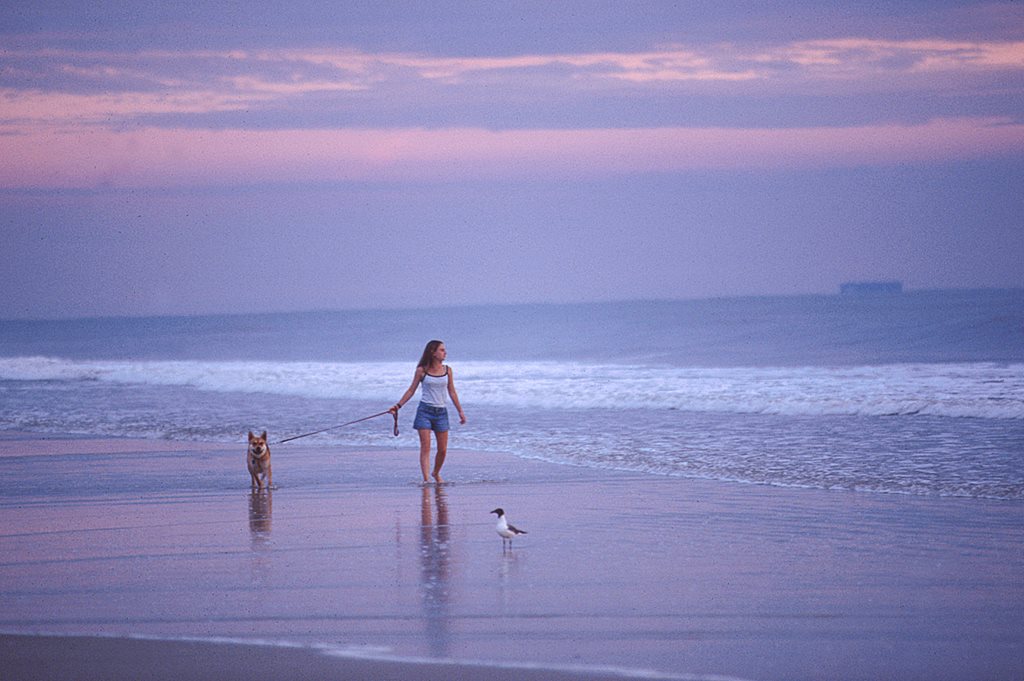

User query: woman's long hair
[417,340,444,368]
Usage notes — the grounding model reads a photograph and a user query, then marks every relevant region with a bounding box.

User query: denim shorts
[413,403,449,432]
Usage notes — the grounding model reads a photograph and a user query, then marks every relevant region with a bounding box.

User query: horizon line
[2,285,1020,324]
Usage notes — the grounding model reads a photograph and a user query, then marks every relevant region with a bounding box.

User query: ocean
[1,288,1022,500]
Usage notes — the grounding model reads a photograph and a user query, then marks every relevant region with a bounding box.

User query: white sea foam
[1,356,1022,420]
[2,355,1021,499]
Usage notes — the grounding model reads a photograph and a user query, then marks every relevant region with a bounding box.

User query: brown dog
[247,431,272,490]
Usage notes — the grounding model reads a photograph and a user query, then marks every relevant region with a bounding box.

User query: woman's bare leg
[418,428,432,482]
[432,430,449,483]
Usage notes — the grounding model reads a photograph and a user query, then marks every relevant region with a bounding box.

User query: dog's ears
[248,431,254,440]
[261,431,267,440]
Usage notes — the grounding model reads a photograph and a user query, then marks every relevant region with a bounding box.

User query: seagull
[491,508,527,550]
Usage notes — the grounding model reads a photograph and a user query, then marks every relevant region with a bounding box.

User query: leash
[275,410,399,444]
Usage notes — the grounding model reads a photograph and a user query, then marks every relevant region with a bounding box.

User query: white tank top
[420,367,449,407]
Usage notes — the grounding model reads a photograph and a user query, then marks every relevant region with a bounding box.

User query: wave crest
[2,356,1021,420]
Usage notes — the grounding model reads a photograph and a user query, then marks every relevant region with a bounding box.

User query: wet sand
[1,431,1022,680]
[0,632,682,681]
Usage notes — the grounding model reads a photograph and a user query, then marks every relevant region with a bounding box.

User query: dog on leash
[247,431,272,490]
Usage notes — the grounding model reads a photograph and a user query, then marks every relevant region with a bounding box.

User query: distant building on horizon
[839,281,903,295]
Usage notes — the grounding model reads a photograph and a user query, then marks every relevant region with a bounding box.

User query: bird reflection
[419,484,451,658]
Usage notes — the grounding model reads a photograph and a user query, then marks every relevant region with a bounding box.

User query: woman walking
[390,340,466,483]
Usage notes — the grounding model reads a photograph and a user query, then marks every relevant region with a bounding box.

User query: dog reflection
[248,490,273,539]
[247,490,273,591]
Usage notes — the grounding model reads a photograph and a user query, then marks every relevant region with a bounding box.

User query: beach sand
[1,431,1022,680]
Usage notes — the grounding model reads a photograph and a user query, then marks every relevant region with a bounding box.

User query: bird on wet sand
[491,508,527,550]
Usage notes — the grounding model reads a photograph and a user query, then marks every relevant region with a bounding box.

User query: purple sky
[2,1,1022,319]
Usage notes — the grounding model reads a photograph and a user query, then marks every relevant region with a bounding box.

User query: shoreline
[1,432,1022,680]
[3,427,1020,503]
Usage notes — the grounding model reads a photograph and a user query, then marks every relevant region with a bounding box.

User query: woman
[390,340,466,483]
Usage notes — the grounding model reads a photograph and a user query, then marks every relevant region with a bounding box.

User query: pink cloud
[303,40,1024,82]
[5,37,1021,120]
[766,38,1024,71]
[2,117,1021,189]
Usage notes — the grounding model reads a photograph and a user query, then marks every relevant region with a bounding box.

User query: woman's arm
[447,367,467,424]
[390,367,425,414]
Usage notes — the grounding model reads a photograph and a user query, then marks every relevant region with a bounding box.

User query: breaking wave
[2,356,1021,420]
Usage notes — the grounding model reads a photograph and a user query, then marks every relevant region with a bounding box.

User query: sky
[1,1,1022,319]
